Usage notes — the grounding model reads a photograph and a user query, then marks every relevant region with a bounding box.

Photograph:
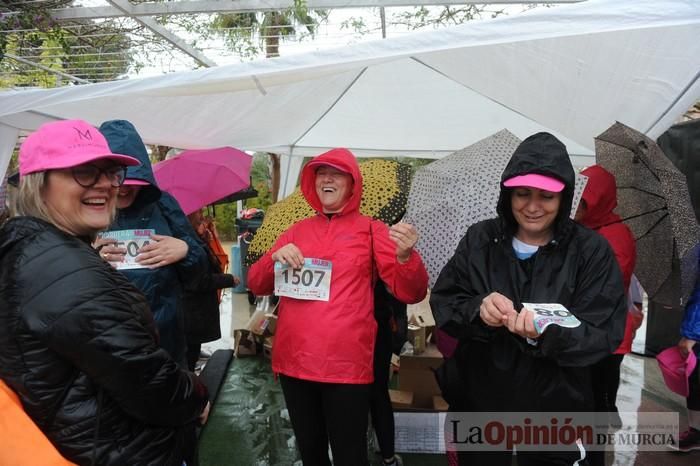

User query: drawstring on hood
[99,120,162,207]
[497,132,576,240]
[300,148,363,215]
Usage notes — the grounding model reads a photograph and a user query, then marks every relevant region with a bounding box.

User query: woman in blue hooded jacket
[96,120,207,366]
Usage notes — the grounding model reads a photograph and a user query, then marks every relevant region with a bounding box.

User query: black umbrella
[596,122,700,306]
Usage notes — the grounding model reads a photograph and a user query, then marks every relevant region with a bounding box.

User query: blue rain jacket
[100,120,206,364]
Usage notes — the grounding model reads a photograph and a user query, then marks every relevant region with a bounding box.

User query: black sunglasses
[71,164,127,188]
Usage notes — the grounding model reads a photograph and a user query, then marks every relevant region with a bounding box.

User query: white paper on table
[393,412,446,454]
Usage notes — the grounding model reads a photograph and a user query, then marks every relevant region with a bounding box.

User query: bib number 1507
[280,268,326,287]
[274,258,332,301]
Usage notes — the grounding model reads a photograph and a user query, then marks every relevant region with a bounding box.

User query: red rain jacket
[248,148,428,383]
[580,165,637,354]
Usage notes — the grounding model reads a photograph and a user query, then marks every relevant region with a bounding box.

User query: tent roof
[2,0,699,196]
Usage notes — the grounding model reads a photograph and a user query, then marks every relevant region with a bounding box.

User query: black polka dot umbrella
[404,129,587,287]
[245,159,411,266]
[596,121,700,307]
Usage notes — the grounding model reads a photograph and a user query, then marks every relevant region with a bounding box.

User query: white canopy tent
[1,0,699,198]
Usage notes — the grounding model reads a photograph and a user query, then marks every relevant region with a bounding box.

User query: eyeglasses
[71,164,127,188]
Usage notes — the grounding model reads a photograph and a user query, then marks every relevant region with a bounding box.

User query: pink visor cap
[19,119,140,177]
[503,173,565,193]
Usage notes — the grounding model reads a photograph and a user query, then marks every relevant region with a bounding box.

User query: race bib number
[98,229,155,270]
[522,302,582,335]
[274,258,332,301]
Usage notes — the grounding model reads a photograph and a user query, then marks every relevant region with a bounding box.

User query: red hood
[580,164,622,229]
[300,148,363,215]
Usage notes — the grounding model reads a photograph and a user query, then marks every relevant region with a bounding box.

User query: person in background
[370,282,408,466]
[431,133,627,465]
[575,164,638,437]
[673,248,700,453]
[95,120,207,366]
[0,119,209,465]
[248,148,428,466]
[185,209,240,371]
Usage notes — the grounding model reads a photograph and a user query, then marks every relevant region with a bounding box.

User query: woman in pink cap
[0,119,209,466]
[431,132,627,465]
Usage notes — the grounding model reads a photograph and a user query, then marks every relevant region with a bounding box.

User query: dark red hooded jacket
[580,165,637,354]
[248,148,428,383]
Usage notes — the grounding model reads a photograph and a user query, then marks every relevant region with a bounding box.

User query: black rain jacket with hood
[430,132,627,412]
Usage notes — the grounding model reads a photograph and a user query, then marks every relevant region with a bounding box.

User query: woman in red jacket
[575,164,637,437]
[248,148,428,466]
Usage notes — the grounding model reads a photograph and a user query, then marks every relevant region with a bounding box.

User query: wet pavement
[199,286,699,465]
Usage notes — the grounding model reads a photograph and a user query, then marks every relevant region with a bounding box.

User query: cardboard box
[432,395,448,412]
[262,336,274,359]
[233,329,258,357]
[398,343,444,409]
[389,389,414,409]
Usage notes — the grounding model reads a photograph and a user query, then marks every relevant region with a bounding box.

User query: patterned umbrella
[404,129,587,287]
[245,159,411,266]
[596,121,700,306]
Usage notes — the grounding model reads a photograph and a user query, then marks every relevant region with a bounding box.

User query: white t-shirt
[512,237,539,260]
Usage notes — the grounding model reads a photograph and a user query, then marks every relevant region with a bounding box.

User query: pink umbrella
[153,147,252,215]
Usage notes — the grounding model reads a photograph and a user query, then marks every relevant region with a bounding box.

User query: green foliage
[210,0,328,59]
[392,5,506,29]
[341,5,506,39]
[1,1,133,87]
[213,154,273,240]
[0,1,70,59]
[213,203,237,240]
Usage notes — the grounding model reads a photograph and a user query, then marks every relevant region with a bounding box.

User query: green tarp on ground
[198,357,443,466]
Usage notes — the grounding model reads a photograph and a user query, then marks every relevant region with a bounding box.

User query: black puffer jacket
[430,133,627,412]
[0,217,209,466]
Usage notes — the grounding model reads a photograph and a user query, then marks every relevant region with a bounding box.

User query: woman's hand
[136,234,188,268]
[94,237,126,267]
[480,292,515,327]
[504,308,539,339]
[199,401,211,425]
[389,223,419,263]
[271,243,304,269]
[678,337,697,358]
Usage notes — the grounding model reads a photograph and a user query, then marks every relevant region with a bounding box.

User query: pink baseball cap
[122,179,150,186]
[503,173,565,193]
[656,347,697,397]
[19,119,140,177]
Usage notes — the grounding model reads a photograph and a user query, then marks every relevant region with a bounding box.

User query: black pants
[370,318,395,460]
[280,374,371,466]
[587,354,624,466]
[186,343,201,372]
[591,354,624,414]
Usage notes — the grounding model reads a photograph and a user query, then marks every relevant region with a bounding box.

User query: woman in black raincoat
[430,132,627,465]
